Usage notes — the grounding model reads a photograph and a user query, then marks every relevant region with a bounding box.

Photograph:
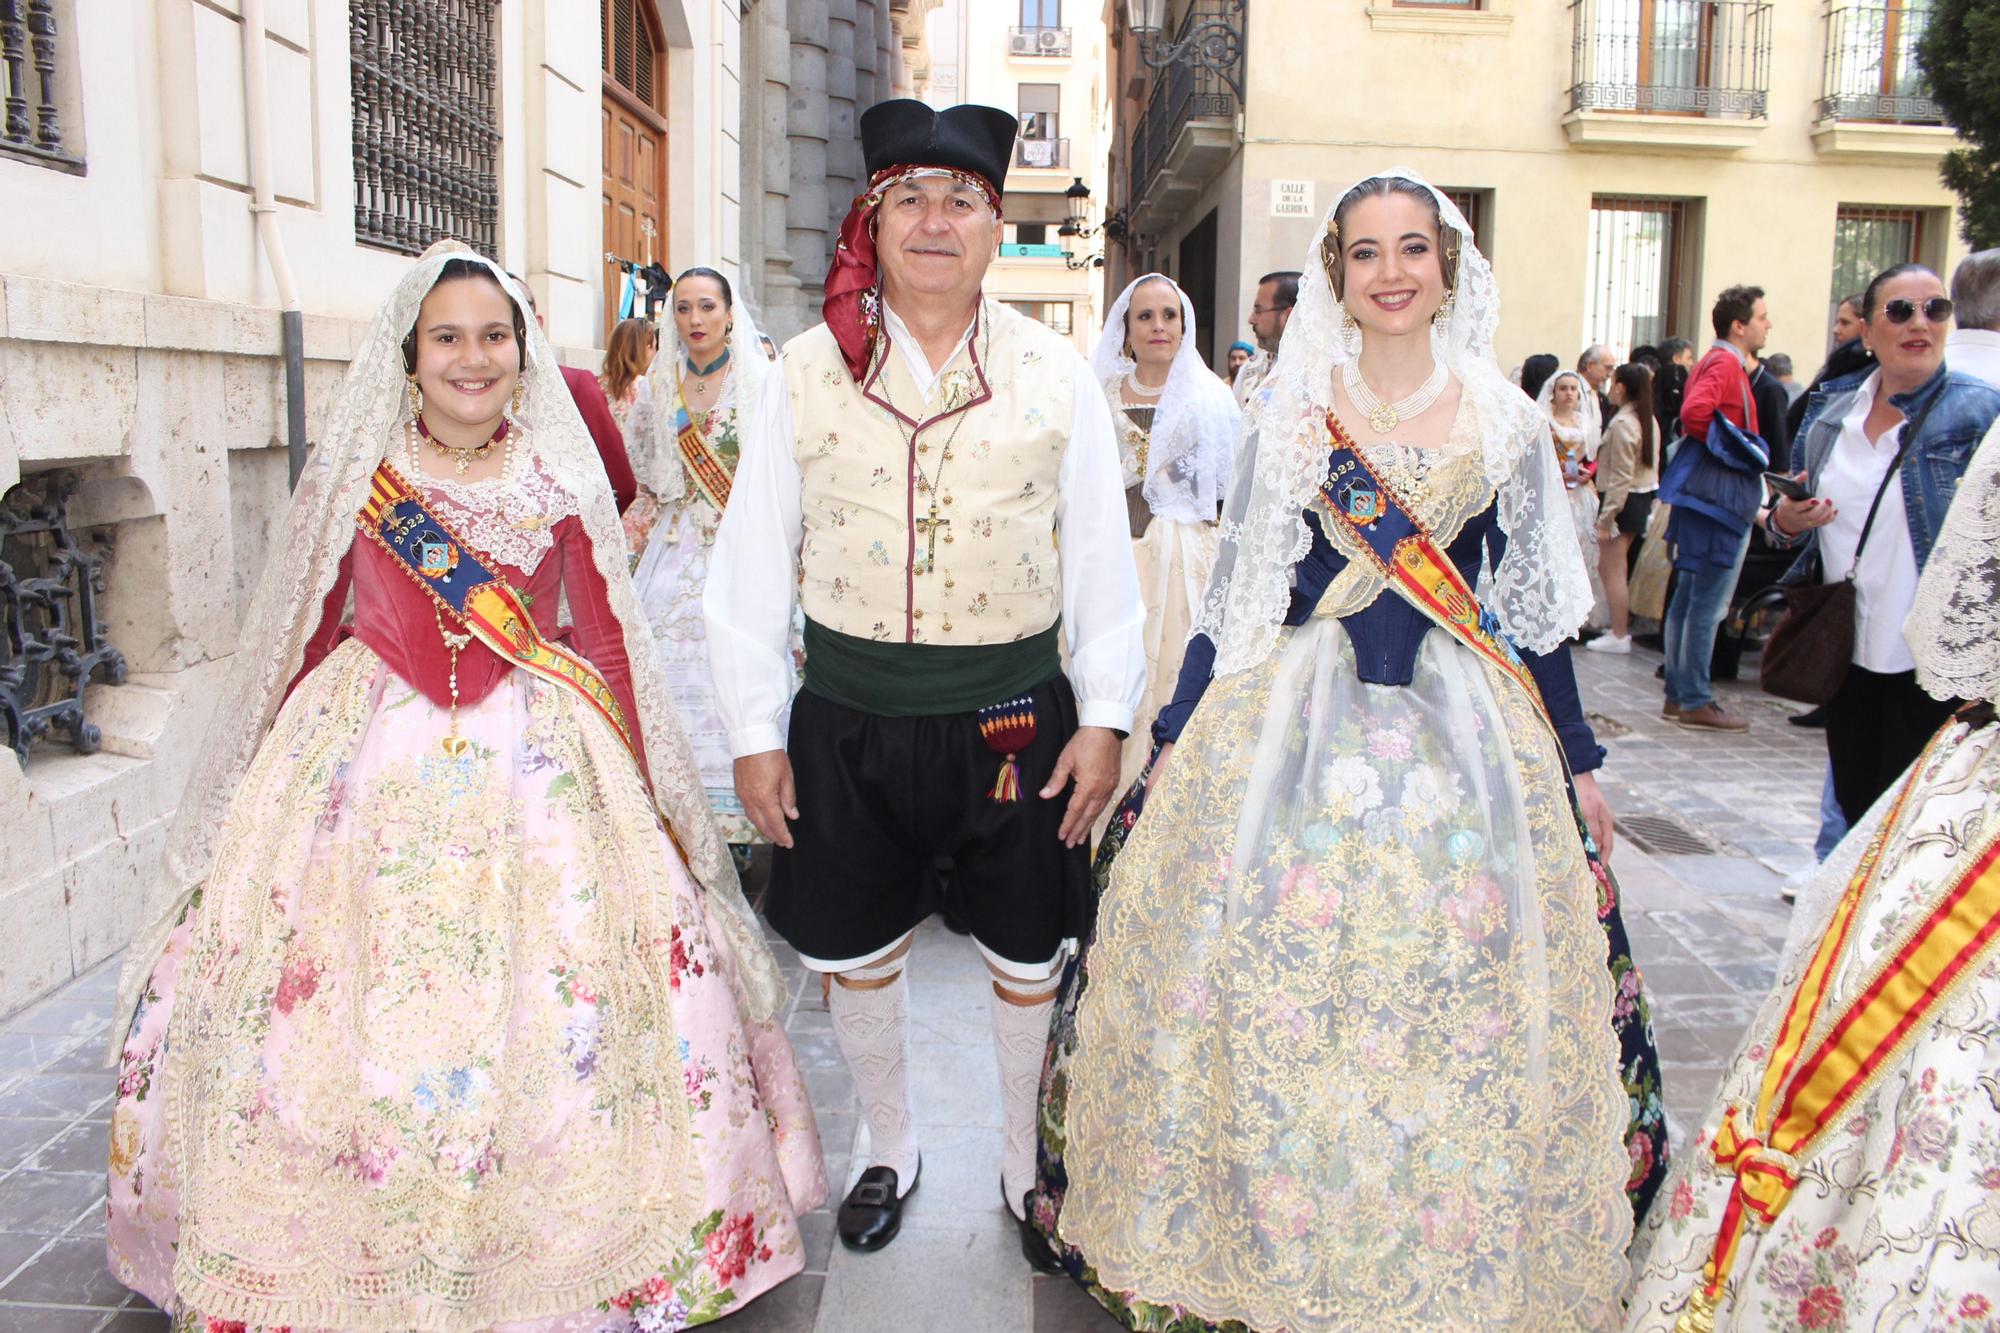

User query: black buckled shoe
[837,1161,918,1252]
[1008,1180,1063,1273]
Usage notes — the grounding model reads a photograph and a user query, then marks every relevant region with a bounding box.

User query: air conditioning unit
[1009,31,1037,55]
[1038,27,1065,52]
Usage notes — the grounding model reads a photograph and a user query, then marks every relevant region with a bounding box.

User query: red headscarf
[823,166,1002,384]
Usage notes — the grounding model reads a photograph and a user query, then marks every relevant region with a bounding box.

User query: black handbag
[1760,391,1935,705]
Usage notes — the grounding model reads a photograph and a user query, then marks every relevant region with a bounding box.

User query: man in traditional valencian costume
[705,100,1145,1261]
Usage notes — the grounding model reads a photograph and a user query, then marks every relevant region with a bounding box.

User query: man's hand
[1574,770,1615,862]
[734,750,799,849]
[1041,726,1121,848]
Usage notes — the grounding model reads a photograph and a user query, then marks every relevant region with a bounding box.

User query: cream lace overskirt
[107,641,825,1330]
[1058,452,1631,1330]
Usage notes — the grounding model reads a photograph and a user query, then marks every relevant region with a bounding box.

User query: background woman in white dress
[1538,368,1610,633]
[1090,273,1240,827]
[632,268,781,853]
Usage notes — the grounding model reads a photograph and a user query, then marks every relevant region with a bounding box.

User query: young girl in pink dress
[105,243,823,1333]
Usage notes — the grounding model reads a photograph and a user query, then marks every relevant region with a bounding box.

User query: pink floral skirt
[107,642,825,1332]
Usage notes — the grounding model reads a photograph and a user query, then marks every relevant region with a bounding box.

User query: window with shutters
[350,0,499,256]
[604,0,663,112]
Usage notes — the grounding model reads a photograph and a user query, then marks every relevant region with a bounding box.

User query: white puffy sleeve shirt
[703,315,1148,758]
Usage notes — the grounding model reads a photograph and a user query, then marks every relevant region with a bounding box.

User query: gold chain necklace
[415,413,509,475]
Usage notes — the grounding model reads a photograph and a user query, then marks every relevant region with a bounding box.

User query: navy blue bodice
[1155,495,1605,773]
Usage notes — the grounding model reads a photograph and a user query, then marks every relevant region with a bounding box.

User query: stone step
[79,676,179,761]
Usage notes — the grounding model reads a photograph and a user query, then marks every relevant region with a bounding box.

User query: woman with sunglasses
[1770,263,2000,826]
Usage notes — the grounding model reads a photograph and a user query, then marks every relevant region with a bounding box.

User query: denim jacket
[1776,363,2000,582]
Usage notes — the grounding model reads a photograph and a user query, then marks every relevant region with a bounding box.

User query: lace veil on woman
[631,269,784,849]
[105,242,822,1332]
[1537,367,1610,632]
[1035,170,1665,1332]
[1090,273,1241,828]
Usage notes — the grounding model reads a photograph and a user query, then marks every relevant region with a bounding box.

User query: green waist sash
[801,618,1062,717]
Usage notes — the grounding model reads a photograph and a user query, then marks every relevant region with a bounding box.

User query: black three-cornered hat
[860,99,1018,198]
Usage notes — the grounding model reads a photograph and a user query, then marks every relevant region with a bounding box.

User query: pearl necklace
[1343,356,1448,435]
[1125,371,1167,398]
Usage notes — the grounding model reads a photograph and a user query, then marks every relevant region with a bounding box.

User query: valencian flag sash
[674,380,734,513]
[356,460,640,764]
[1314,411,1555,737]
[1673,717,2000,1333]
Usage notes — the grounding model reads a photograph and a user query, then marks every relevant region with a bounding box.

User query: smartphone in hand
[1763,471,1813,503]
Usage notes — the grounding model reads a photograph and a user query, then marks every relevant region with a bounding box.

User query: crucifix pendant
[915,506,950,575]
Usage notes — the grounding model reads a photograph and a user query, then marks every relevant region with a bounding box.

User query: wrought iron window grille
[350,0,500,257]
[1,470,128,766]
[1,0,81,171]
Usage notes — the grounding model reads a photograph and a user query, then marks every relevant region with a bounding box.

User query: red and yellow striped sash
[1676,718,2000,1331]
[359,460,639,764]
[675,383,733,513]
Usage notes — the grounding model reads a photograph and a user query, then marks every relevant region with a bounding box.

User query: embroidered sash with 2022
[1673,716,2000,1332]
[357,460,639,763]
[674,382,733,513]
[1315,410,1555,736]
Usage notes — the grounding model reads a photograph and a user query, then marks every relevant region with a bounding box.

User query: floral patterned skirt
[1033,624,1669,1332]
[1625,716,2000,1333]
[107,640,825,1332]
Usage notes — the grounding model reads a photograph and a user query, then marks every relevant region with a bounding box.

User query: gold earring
[406,372,424,420]
[509,381,527,417]
[1434,292,1456,329]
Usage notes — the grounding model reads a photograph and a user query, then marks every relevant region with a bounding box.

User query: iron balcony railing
[1818,1,1942,124]
[1014,136,1071,169]
[1008,25,1073,57]
[1568,0,1772,119]
[1133,0,1241,198]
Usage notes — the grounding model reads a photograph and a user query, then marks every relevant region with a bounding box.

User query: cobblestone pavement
[0,640,1832,1331]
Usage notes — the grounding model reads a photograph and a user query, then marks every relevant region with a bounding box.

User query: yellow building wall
[1159,0,1966,378]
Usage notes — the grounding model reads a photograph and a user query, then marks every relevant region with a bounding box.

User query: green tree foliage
[1917,0,2000,249]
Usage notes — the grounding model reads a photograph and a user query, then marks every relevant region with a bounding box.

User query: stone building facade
[738,0,943,342]
[0,0,931,1018]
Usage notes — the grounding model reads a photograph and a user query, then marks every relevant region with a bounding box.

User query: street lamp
[1122,0,1246,102]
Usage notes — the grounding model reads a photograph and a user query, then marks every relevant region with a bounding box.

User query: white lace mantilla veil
[1195,168,1593,675]
[1091,273,1243,517]
[1904,416,2000,708]
[113,242,785,1047]
[1535,368,1605,459]
[642,276,778,499]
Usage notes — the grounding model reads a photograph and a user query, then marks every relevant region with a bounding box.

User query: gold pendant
[441,734,468,757]
[1367,403,1400,435]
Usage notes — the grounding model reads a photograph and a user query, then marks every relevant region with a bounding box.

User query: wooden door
[603,0,668,345]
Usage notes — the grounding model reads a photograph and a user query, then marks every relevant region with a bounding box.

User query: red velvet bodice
[291,513,646,766]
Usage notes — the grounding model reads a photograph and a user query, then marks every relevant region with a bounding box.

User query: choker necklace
[1343,357,1448,435]
[415,415,509,475]
[685,347,731,393]
[1126,372,1167,398]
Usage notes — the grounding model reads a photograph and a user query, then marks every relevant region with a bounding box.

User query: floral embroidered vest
[786,301,1072,645]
